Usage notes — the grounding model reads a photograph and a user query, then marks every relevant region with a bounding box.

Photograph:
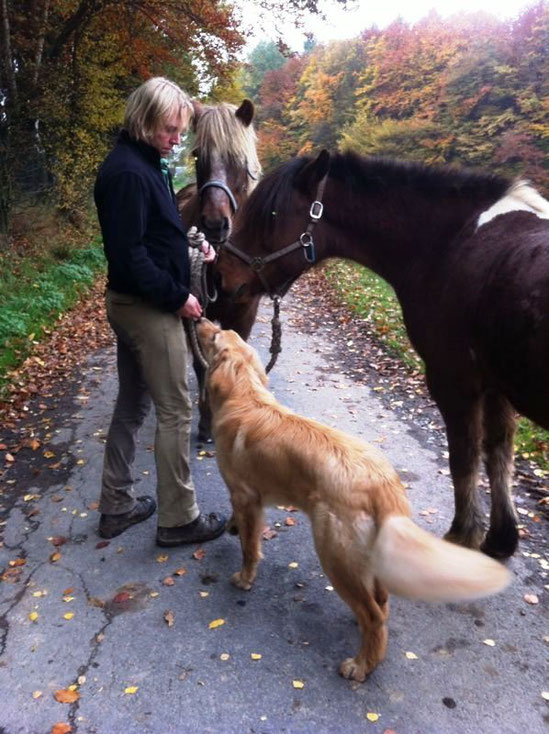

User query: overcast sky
[244,0,540,51]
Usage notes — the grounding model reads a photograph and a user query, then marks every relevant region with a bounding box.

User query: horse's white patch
[477,180,549,228]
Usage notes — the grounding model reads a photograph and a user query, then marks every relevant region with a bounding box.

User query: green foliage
[0,239,106,382]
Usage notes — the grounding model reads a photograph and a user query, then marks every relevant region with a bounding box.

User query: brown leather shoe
[98,496,156,539]
[156,512,227,547]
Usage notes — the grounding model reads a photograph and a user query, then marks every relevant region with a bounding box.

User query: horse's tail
[372,516,511,602]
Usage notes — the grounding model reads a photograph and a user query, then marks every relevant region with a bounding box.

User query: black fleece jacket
[94,130,190,312]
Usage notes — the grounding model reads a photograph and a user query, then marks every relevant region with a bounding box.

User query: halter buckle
[309,200,323,220]
[250,256,265,272]
[300,232,316,264]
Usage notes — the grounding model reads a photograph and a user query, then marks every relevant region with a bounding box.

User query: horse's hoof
[480,528,518,559]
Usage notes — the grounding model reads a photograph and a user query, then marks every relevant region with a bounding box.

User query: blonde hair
[124,77,194,143]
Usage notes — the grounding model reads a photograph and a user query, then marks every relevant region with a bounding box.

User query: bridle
[219,174,328,300]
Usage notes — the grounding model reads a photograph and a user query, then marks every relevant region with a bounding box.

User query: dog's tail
[372,515,511,602]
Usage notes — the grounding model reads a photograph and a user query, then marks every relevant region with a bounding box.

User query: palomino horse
[216,149,549,559]
[176,99,262,439]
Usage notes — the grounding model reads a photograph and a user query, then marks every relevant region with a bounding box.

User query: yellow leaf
[208,618,225,629]
[63,596,74,603]
[124,686,138,695]
[250,653,262,660]
[156,554,169,563]
[220,653,230,661]
[199,591,209,598]
[150,592,159,598]
[63,612,74,620]
[288,562,299,569]
[29,611,39,622]
[32,690,42,699]
[50,552,61,562]
[405,651,418,659]
[292,680,305,689]
[366,712,380,722]
[483,639,496,646]
[43,451,55,459]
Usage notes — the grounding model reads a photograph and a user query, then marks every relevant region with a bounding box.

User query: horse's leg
[427,372,486,549]
[480,392,518,558]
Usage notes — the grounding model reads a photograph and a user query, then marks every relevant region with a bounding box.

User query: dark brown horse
[216,149,549,559]
[176,99,262,439]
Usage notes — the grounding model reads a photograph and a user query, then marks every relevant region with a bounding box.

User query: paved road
[0,291,547,734]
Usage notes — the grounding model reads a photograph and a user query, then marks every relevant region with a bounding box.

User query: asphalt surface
[0,291,547,734]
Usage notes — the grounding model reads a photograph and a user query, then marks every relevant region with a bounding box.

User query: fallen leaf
[220,653,230,661]
[50,552,61,563]
[164,610,175,627]
[366,713,380,722]
[54,689,79,704]
[483,639,496,647]
[524,594,539,605]
[192,548,206,560]
[50,536,67,546]
[261,526,278,540]
[156,554,169,563]
[288,562,299,569]
[88,502,99,510]
[51,724,72,734]
[124,686,138,695]
[95,541,110,549]
[32,690,42,699]
[29,611,39,622]
[63,612,74,620]
[9,558,26,567]
[43,450,55,459]
[250,653,262,660]
[63,587,74,595]
[405,651,418,659]
[113,591,132,604]
[163,577,175,586]
[199,591,209,598]
[174,567,187,576]
[285,517,296,526]
[292,680,305,689]
[208,618,225,629]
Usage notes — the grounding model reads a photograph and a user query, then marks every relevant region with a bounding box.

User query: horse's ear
[296,149,331,192]
[235,99,254,127]
[190,99,204,132]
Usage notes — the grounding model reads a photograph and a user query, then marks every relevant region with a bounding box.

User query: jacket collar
[118,129,161,169]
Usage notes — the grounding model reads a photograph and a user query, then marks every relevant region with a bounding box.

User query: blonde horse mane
[194,103,262,193]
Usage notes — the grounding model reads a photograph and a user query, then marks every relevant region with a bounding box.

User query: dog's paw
[231,571,253,591]
[339,657,368,682]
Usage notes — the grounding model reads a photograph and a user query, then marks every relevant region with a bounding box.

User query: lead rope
[186,227,210,377]
[265,295,282,373]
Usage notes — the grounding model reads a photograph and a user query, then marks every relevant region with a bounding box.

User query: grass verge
[0,238,106,396]
[324,259,548,472]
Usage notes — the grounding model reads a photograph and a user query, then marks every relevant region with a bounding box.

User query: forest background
[0,0,547,466]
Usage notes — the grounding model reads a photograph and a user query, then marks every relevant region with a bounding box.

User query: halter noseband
[198,168,258,215]
[220,174,328,299]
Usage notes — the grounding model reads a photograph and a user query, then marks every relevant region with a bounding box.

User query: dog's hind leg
[314,525,389,681]
[336,578,389,682]
[230,493,264,591]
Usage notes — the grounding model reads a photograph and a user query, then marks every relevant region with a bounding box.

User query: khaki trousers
[99,290,199,527]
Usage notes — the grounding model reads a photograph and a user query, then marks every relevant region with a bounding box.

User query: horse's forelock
[194,103,262,189]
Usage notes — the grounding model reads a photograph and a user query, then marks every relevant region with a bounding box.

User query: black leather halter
[220,175,327,299]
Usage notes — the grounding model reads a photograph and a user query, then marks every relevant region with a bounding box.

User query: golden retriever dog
[196,318,511,681]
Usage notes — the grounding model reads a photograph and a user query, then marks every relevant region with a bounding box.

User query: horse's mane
[238,151,512,239]
[330,151,511,198]
[194,103,262,191]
